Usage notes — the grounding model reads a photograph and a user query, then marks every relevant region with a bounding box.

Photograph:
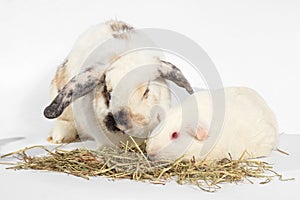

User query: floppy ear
[194,126,208,141]
[159,60,194,94]
[44,67,103,119]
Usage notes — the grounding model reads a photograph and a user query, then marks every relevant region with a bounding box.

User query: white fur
[146,87,278,161]
[49,21,171,145]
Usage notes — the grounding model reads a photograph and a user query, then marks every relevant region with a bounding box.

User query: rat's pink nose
[146,146,159,160]
[147,151,156,157]
[147,152,157,160]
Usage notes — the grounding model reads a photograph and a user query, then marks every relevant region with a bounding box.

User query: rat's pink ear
[194,126,208,141]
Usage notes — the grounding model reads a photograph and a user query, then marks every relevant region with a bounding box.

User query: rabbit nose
[113,108,132,130]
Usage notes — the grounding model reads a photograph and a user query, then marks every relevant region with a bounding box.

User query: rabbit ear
[44,68,103,119]
[159,60,194,94]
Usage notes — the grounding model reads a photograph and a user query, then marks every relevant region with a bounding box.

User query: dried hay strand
[0,138,294,192]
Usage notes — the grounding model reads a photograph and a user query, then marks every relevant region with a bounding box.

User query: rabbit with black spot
[44,20,193,146]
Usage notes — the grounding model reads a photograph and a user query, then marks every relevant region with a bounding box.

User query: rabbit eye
[171,131,179,140]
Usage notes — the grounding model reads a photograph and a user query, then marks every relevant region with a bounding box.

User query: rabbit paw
[47,120,78,144]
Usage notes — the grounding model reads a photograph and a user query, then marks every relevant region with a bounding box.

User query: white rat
[146,87,278,161]
[44,20,193,145]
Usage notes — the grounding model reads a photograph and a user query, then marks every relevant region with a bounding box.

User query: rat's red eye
[171,131,179,140]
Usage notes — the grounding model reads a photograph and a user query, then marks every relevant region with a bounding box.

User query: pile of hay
[0,138,293,192]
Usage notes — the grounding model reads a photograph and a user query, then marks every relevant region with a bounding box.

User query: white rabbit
[44,20,193,145]
[146,87,278,161]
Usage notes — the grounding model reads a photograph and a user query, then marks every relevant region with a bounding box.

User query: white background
[0,0,300,139]
[0,0,300,199]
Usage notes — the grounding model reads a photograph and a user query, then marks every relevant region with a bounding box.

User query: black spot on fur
[66,90,73,98]
[100,74,111,107]
[110,21,133,32]
[109,20,134,39]
[103,112,122,133]
[159,60,194,94]
[160,60,177,70]
[114,108,131,129]
[44,91,70,119]
[44,68,102,119]
[142,87,150,99]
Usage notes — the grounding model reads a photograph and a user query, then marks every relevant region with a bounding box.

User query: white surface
[0,134,299,199]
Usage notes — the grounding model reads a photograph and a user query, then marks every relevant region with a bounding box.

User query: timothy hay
[0,138,294,192]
